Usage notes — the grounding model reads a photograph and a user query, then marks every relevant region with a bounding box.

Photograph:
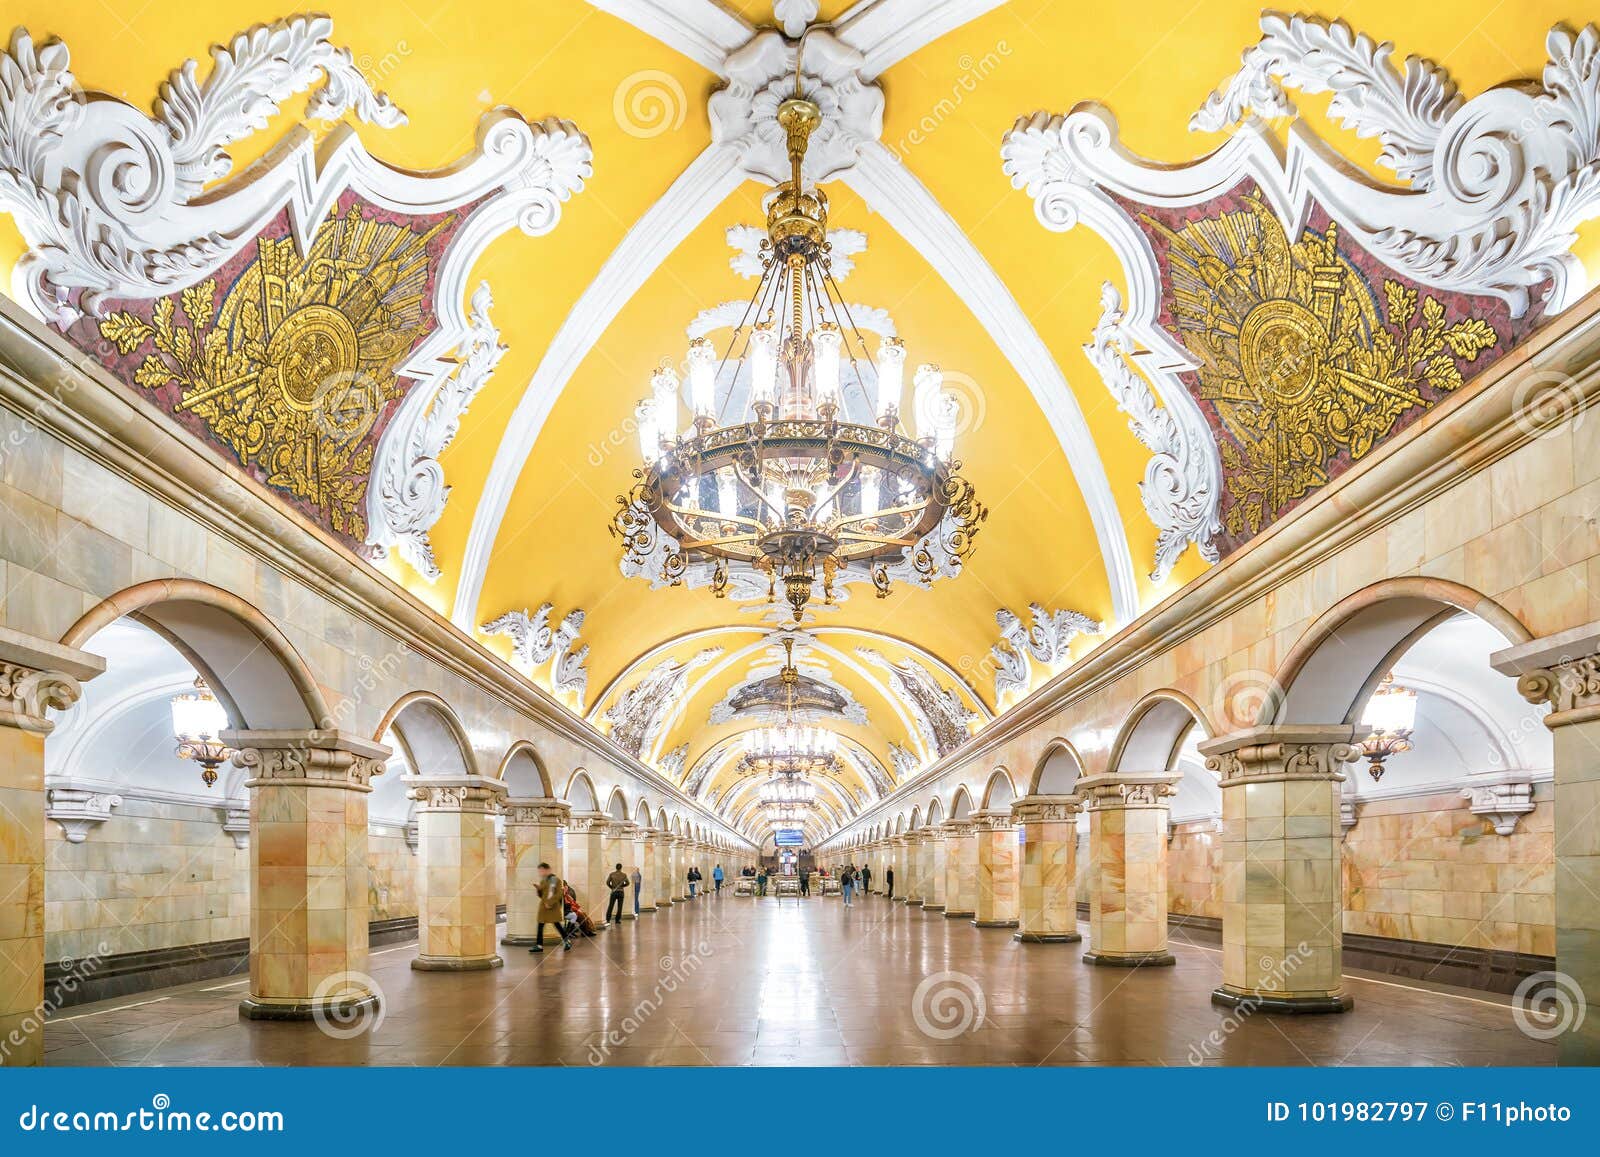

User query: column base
[971,918,1020,929]
[1211,986,1354,1014]
[500,933,539,946]
[922,903,945,912]
[1082,949,1175,967]
[239,993,379,1022]
[639,904,658,913]
[943,909,974,919]
[1014,930,1082,944]
[620,912,638,921]
[411,953,504,972]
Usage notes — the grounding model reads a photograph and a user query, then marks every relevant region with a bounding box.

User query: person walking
[885,864,895,900]
[756,867,767,896]
[688,866,699,898]
[605,863,629,926]
[630,864,643,918]
[529,862,572,952]
[860,863,872,896]
[798,867,810,897]
[713,863,725,894]
[840,866,855,907]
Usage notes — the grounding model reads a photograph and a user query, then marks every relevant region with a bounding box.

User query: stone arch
[949,785,974,820]
[497,741,552,797]
[656,807,670,831]
[374,691,479,779]
[893,814,904,835]
[908,804,922,830]
[634,798,653,827]
[64,578,329,730]
[605,786,629,820]
[925,796,945,826]
[1264,578,1531,727]
[981,768,1017,810]
[564,769,599,812]
[1030,738,1085,794]
[1108,690,1214,774]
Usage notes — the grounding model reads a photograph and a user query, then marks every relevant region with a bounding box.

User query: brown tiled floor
[43,892,1555,1066]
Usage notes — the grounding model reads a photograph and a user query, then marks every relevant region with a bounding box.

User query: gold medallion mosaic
[97,205,453,539]
[1144,194,1502,540]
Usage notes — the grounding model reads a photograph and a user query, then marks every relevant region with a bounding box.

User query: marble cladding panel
[975,827,1018,923]
[943,833,977,916]
[1089,807,1169,957]
[1343,786,1555,956]
[1018,822,1076,936]
[0,727,46,1066]
[1169,822,1224,919]
[367,830,416,922]
[44,797,248,962]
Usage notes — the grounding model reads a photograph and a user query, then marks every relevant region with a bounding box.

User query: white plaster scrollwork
[1187,14,1600,316]
[990,603,1103,702]
[658,743,689,783]
[772,0,820,40]
[1082,283,1221,579]
[404,818,420,855]
[727,222,866,280]
[367,281,507,581]
[44,787,121,843]
[0,662,82,732]
[709,29,884,185]
[482,604,590,710]
[1461,774,1537,836]
[886,742,922,784]
[858,648,979,759]
[598,648,721,759]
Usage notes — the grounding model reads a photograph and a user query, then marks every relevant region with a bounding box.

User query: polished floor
[43,891,1554,1066]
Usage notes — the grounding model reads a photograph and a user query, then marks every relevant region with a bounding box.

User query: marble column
[601,820,636,920]
[654,834,674,907]
[633,827,658,913]
[1011,794,1084,943]
[1198,728,1355,1010]
[501,798,569,946]
[972,810,1020,928]
[0,631,98,1065]
[904,833,925,905]
[407,775,507,970]
[922,828,947,912]
[230,729,389,1016]
[563,812,609,920]
[941,820,977,918]
[1077,770,1181,967]
[1495,627,1600,1063]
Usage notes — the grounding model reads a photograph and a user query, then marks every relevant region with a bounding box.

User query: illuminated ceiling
[2,0,1595,844]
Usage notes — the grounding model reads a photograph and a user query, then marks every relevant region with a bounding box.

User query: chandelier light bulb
[687,337,717,421]
[859,467,879,520]
[812,323,842,413]
[913,363,944,444]
[876,337,905,420]
[750,323,779,409]
[718,468,738,517]
[635,398,659,458]
[651,361,680,443]
[934,391,960,460]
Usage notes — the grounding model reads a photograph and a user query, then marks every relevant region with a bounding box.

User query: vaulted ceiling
[2,0,1594,844]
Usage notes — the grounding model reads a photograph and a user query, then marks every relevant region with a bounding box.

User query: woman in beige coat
[530,862,572,952]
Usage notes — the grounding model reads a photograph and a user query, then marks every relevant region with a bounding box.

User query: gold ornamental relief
[98,205,453,538]
[1144,194,1500,538]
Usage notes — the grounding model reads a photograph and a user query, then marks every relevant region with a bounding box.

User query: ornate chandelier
[736,639,839,778]
[170,677,232,788]
[760,775,817,805]
[611,93,986,621]
[1359,672,1416,782]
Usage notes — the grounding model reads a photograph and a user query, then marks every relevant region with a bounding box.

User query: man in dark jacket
[529,863,571,952]
[605,863,629,925]
[885,865,895,900]
[860,863,872,895]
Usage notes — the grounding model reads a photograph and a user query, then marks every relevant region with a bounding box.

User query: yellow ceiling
[2,0,1592,842]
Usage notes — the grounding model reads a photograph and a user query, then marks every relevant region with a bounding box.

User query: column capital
[1198,725,1363,785]
[971,808,1016,831]
[227,730,391,792]
[403,773,508,812]
[1074,770,1181,809]
[941,818,976,837]
[1493,621,1600,723]
[1010,793,1083,824]
[503,796,570,826]
[567,810,608,834]
[604,819,638,838]
[0,626,102,734]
